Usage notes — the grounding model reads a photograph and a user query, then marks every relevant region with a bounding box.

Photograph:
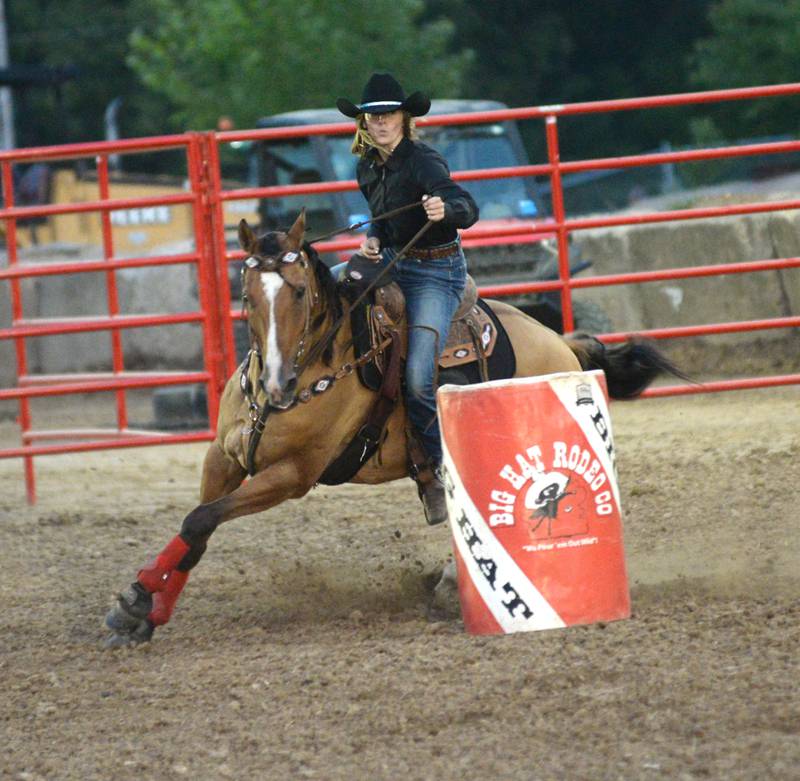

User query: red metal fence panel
[3,83,800,502]
[0,134,228,502]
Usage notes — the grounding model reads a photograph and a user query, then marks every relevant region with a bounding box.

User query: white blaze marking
[260,272,284,390]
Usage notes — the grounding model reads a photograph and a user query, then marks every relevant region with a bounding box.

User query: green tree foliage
[127,0,472,130]
[7,0,173,146]
[691,0,800,139]
[8,0,797,164]
[693,0,800,88]
[423,0,714,158]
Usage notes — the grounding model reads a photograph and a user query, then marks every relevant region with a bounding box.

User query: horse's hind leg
[104,443,245,647]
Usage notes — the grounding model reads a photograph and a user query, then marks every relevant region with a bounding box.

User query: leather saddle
[348,275,498,391]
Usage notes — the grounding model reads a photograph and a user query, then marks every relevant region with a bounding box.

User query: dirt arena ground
[1,385,798,780]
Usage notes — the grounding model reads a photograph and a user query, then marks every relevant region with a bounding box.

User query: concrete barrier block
[574,214,796,336]
[117,264,204,368]
[572,229,641,332]
[765,211,800,314]
[31,270,112,373]
[26,256,204,374]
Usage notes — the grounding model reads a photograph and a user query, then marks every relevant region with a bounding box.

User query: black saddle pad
[437,298,516,387]
[350,300,384,390]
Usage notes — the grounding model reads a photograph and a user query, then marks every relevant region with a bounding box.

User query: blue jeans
[332,244,467,465]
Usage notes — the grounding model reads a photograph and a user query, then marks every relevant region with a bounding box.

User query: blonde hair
[350,112,417,157]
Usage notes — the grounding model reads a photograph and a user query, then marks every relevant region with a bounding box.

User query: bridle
[240,246,318,379]
[239,239,384,475]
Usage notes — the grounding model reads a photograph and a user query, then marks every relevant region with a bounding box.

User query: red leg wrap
[137,535,190,593]
[148,570,189,626]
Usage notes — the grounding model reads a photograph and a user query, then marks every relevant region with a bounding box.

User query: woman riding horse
[335,72,479,526]
[104,208,684,647]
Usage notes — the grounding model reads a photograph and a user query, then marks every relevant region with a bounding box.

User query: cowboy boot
[406,428,449,525]
[417,467,448,526]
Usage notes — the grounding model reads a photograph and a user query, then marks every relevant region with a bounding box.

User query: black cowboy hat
[336,72,431,118]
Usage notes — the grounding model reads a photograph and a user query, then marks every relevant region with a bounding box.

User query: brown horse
[104,212,682,646]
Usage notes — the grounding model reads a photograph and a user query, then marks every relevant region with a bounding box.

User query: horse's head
[239,212,331,409]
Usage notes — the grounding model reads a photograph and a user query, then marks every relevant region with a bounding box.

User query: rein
[306,200,424,245]
[295,218,433,376]
[242,211,435,476]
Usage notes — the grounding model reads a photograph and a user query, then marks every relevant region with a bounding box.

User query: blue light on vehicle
[348,213,370,231]
[518,199,538,217]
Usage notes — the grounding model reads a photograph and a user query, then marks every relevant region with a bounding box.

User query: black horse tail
[565,332,690,399]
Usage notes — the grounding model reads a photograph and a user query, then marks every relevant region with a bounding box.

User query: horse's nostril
[285,376,298,395]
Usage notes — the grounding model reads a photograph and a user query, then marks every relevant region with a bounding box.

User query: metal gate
[3,83,800,503]
[0,133,231,502]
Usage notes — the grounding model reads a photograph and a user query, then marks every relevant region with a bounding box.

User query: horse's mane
[303,241,343,366]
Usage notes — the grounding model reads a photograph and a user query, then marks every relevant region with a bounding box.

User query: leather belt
[403,240,460,260]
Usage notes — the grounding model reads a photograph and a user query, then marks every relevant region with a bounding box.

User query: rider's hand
[422,194,446,222]
[360,236,382,261]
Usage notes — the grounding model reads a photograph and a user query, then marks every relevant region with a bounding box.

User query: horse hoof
[105,584,151,629]
[104,619,155,649]
[105,604,141,633]
[104,631,134,650]
[117,582,153,620]
[104,582,155,644]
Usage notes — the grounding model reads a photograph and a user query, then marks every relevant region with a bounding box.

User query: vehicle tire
[152,385,208,429]
[570,300,613,335]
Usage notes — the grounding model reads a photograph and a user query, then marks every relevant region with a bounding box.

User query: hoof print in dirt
[428,561,461,621]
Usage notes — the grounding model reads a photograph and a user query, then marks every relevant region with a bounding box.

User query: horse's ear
[238,219,257,253]
[287,209,306,248]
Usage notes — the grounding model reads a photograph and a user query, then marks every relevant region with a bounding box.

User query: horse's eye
[293,286,306,301]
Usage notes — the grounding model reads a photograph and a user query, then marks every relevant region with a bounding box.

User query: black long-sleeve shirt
[357,137,479,250]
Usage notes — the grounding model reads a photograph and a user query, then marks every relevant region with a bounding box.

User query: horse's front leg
[104,451,307,647]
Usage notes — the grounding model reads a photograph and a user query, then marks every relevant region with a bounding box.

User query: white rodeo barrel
[437,370,631,635]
